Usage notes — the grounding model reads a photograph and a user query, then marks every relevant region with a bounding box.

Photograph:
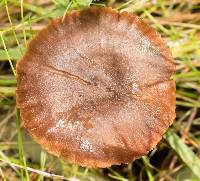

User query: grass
[0,0,200,180]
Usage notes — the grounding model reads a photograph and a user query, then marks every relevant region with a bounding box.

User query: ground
[0,0,200,180]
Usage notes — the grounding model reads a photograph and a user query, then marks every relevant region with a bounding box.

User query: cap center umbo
[82,52,131,97]
[63,52,133,124]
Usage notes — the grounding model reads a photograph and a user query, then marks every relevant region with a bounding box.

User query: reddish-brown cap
[16,7,176,168]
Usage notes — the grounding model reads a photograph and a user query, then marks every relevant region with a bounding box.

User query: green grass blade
[37,151,46,181]
[165,129,200,180]
[0,33,16,76]
[20,0,27,47]
[0,78,16,86]
[0,47,25,61]
[16,109,30,181]
[142,156,154,181]
[4,0,23,55]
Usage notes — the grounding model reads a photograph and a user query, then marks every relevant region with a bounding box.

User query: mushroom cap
[16,7,176,168]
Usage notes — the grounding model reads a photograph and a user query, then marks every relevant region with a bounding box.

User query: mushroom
[16,7,176,168]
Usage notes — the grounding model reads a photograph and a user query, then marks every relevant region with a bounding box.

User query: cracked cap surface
[16,7,176,168]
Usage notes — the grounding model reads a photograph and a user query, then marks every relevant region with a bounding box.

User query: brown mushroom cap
[16,7,176,168]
